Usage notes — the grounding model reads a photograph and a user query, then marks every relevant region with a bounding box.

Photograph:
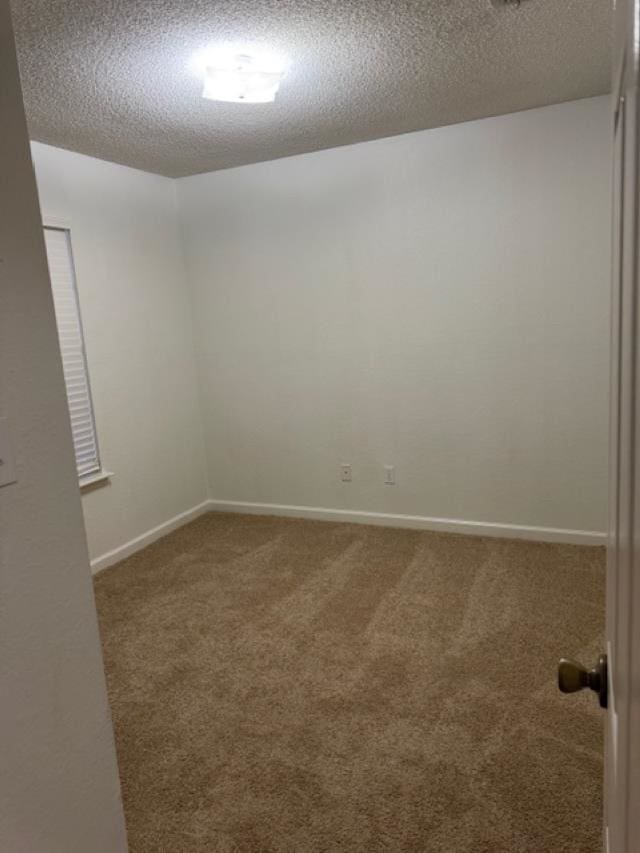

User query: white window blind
[43,227,101,481]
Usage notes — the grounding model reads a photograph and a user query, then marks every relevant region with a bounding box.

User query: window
[43,227,102,483]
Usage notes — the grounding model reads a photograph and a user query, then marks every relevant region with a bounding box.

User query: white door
[0,3,127,850]
[558,3,640,850]
[605,0,640,848]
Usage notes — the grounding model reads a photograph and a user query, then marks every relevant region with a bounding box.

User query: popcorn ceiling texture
[11,0,611,177]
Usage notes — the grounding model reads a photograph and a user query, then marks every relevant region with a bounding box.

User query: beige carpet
[94,512,605,852]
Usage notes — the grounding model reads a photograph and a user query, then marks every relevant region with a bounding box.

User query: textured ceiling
[11,0,611,178]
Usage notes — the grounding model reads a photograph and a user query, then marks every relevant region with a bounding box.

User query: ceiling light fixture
[192,45,289,104]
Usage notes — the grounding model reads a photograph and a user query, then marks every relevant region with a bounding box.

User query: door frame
[606,0,640,849]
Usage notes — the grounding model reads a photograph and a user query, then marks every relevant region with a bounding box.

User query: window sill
[79,470,113,492]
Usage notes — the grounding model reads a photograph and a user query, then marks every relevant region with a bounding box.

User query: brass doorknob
[558,655,608,709]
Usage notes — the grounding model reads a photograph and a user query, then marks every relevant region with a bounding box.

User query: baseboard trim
[90,498,606,573]
[90,500,211,574]
[207,500,607,546]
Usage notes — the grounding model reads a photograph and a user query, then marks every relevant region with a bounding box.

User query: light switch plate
[0,417,17,487]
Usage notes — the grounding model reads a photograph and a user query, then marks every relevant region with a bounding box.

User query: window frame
[42,216,111,491]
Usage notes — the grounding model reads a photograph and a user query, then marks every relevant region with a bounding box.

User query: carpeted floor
[94,512,605,852]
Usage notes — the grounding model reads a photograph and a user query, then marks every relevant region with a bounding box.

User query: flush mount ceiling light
[192,45,289,104]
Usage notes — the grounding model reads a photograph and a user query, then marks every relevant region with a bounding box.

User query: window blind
[43,227,101,480]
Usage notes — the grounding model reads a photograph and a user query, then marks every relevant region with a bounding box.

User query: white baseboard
[90,500,211,574]
[207,499,607,546]
[90,498,606,573]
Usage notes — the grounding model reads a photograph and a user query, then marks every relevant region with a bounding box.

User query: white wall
[31,142,208,563]
[0,2,127,849]
[177,96,611,534]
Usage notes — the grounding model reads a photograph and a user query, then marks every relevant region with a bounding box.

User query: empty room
[4,0,637,851]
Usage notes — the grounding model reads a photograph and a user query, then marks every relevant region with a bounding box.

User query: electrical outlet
[384,465,395,485]
[340,464,352,482]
